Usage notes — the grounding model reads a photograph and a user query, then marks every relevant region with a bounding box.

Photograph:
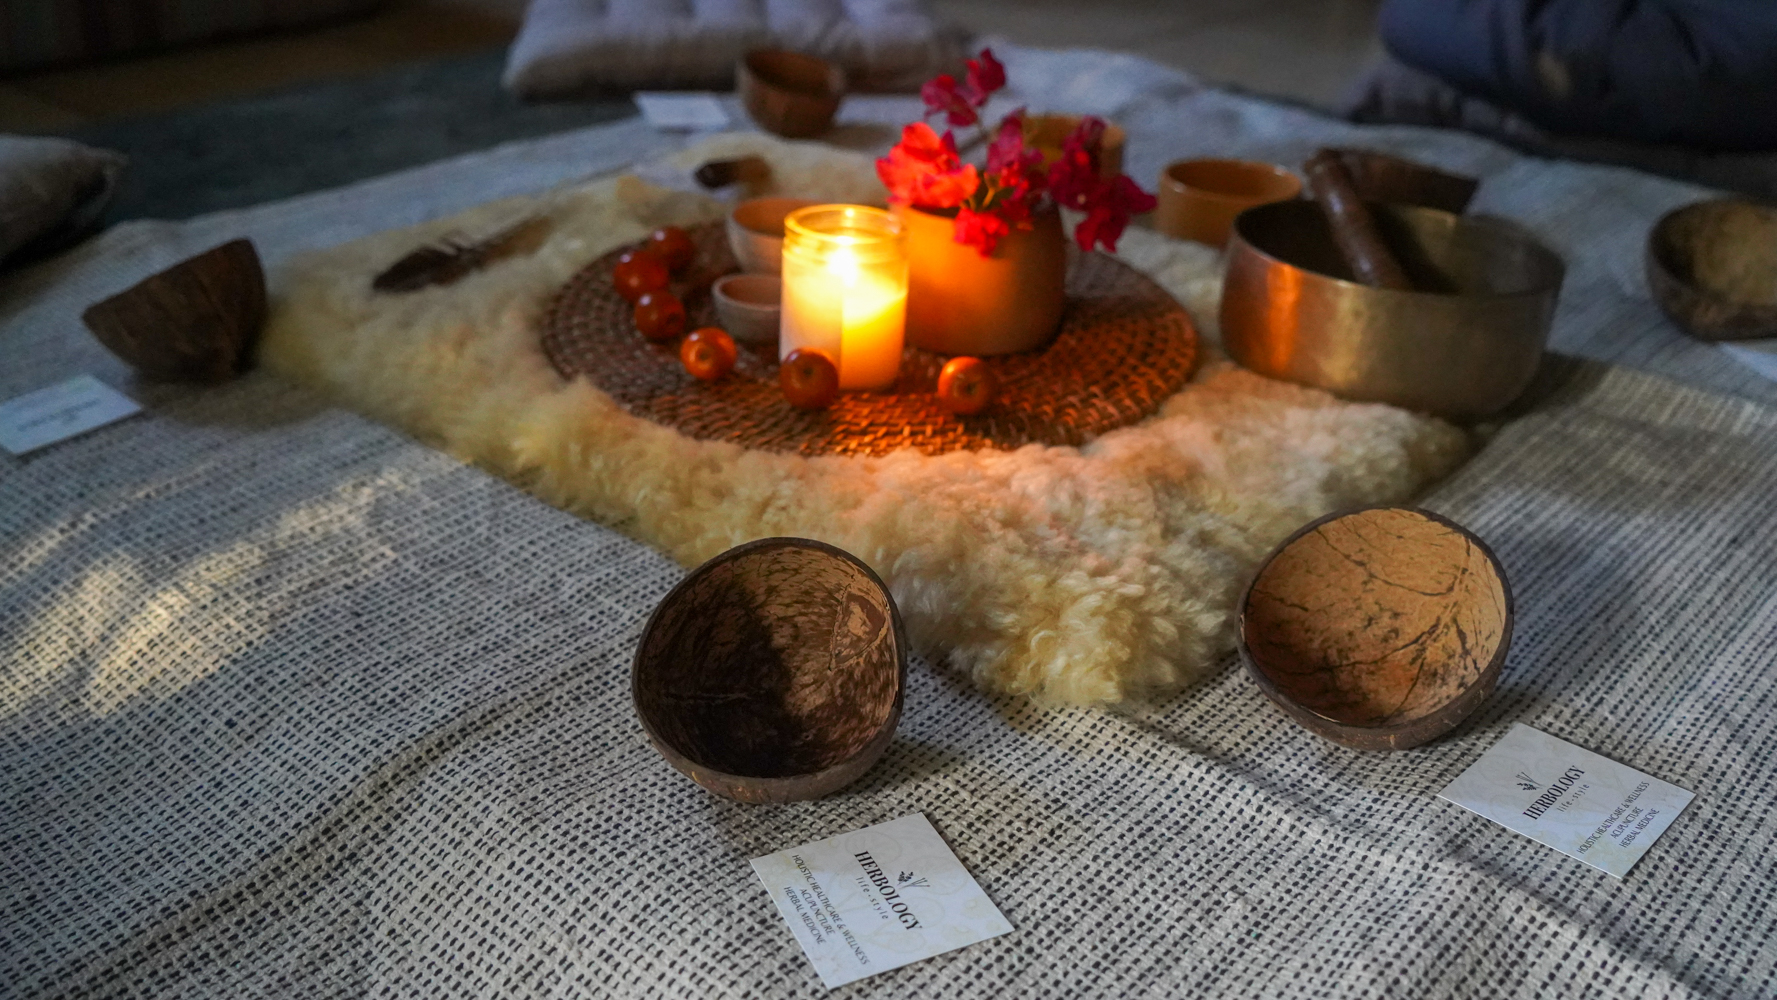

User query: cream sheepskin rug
[261,133,1471,707]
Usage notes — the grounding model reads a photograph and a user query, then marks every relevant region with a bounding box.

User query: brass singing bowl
[1221,201,1565,419]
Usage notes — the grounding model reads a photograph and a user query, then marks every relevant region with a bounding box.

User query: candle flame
[829,245,861,286]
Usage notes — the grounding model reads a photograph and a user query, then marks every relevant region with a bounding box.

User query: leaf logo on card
[896,871,931,890]
[1515,771,1541,792]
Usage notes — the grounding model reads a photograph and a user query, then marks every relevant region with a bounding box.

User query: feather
[372,215,554,293]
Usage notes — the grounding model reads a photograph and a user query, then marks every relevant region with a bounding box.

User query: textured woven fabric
[5,44,1776,999]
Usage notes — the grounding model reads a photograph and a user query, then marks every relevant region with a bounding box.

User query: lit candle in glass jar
[780,205,908,391]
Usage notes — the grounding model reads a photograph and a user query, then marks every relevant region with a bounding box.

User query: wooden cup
[1156,159,1302,248]
[737,49,846,139]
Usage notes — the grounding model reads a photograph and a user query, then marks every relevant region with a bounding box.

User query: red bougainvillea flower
[887,61,1158,257]
[1046,116,1108,208]
[964,49,1006,105]
[877,122,980,207]
[922,73,978,127]
[986,112,1042,182]
[1073,174,1158,253]
[1043,116,1155,253]
[922,48,1008,126]
[969,112,1043,247]
[954,206,1011,254]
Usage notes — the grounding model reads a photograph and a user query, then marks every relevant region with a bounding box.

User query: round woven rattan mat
[540,222,1198,457]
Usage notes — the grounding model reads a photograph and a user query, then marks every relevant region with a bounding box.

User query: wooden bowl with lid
[1237,506,1513,751]
[633,537,906,802]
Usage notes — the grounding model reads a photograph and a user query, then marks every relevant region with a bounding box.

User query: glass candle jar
[779,205,909,391]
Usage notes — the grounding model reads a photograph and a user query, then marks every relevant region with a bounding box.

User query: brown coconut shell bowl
[1237,506,1513,751]
[633,537,907,803]
[1646,198,1777,341]
[81,239,266,382]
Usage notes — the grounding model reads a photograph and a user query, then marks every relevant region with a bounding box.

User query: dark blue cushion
[1379,0,1777,150]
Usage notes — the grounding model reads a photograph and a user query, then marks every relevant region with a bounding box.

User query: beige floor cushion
[0,135,125,267]
[503,0,967,98]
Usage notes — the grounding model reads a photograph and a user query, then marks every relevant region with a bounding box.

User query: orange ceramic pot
[901,205,1067,356]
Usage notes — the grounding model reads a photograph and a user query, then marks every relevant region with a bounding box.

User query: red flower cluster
[1045,118,1158,254]
[877,122,979,209]
[919,50,1005,128]
[877,48,1157,256]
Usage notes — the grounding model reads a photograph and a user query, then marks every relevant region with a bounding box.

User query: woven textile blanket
[4,43,1775,1000]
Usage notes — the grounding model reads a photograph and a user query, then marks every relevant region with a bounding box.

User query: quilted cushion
[0,135,125,267]
[503,0,967,98]
[0,0,394,74]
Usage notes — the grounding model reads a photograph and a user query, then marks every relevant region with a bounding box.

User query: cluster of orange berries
[615,227,993,415]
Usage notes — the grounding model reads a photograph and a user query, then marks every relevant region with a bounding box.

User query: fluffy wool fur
[260,134,1471,706]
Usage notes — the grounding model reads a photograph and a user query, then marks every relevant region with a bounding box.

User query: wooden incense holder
[1238,506,1513,751]
[632,537,906,803]
[1303,150,1414,291]
[82,239,266,383]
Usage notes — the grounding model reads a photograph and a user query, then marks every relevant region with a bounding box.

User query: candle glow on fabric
[780,207,908,391]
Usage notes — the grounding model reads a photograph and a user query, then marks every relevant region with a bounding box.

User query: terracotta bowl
[81,239,266,382]
[1646,198,1777,342]
[738,49,846,138]
[633,537,907,803]
[1156,158,1302,247]
[1238,506,1513,751]
[712,273,781,344]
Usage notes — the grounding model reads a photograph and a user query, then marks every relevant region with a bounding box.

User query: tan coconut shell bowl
[1238,506,1513,751]
[632,537,907,803]
[1646,198,1777,342]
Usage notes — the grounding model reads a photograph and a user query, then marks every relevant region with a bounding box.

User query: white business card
[1440,723,1695,878]
[750,813,1012,988]
[0,375,142,455]
[634,92,730,131]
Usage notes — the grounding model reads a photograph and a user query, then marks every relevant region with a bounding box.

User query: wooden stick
[1303,150,1413,290]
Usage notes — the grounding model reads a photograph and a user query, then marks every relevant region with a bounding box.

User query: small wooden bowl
[1646,198,1777,342]
[738,49,845,139]
[633,537,906,803]
[1237,506,1513,751]
[82,239,265,382]
[726,196,818,274]
[712,273,781,344]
